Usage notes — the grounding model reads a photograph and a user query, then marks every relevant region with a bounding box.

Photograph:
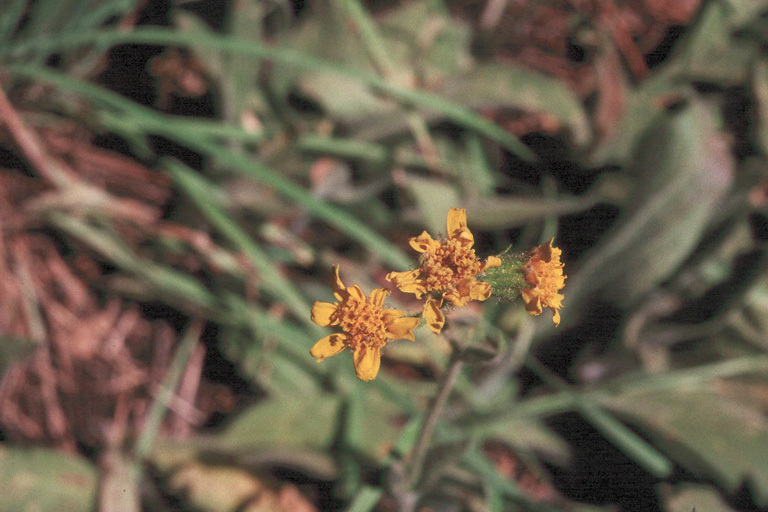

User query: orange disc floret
[521,238,566,326]
[386,208,501,335]
[310,265,419,381]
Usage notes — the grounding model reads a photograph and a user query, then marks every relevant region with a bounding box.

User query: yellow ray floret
[386,208,501,334]
[521,238,566,326]
[310,266,419,381]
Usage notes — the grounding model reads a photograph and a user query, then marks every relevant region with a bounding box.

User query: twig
[171,343,205,435]
[0,83,74,187]
[0,83,160,224]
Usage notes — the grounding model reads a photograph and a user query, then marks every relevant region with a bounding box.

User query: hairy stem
[404,352,464,490]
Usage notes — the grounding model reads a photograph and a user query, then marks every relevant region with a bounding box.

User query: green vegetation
[1,1,767,511]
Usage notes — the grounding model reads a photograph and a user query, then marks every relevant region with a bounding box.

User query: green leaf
[606,385,768,507]
[0,446,97,512]
[463,190,607,230]
[220,392,342,451]
[568,100,734,312]
[403,174,461,235]
[378,1,472,82]
[298,72,396,122]
[345,486,383,512]
[666,0,759,86]
[659,483,739,512]
[587,74,691,166]
[470,417,570,467]
[218,388,400,460]
[163,461,294,512]
[441,64,590,148]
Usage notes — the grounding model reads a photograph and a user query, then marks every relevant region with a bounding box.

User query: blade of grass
[578,401,671,478]
[525,357,672,478]
[297,134,390,166]
[99,111,270,145]
[4,28,536,160]
[7,64,412,269]
[166,158,319,333]
[464,133,496,195]
[169,135,412,269]
[493,355,768,424]
[461,449,528,503]
[0,0,28,43]
[50,213,219,312]
[298,133,488,177]
[336,0,397,79]
[344,486,383,512]
[134,319,204,458]
[71,0,140,32]
[335,0,443,167]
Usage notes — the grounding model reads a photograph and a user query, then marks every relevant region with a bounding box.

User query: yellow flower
[521,238,566,326]
[386,208,501,334]
[310,266,420,381]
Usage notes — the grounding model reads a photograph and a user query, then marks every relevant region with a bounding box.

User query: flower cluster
[386,208,500,334]
[520,239,566,326]
[309,209,565,381]
[309,266,419,381]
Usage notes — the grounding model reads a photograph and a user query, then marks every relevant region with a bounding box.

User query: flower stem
[404,352,464,489]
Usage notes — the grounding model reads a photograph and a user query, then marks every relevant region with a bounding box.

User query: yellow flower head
[386,208,501,334]
[521,238,566,326]
[310,265,420,381]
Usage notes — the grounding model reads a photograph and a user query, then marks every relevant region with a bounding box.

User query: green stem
[404,352,464,489]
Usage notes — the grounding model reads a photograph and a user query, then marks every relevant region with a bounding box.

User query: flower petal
[331,265,347,300]
[444,289,469,307]
[369,288,390,308]
[451,226,474,248]
[409,232,441,253]
[398,282,427,298]
[347,285,365,301]
[386,270,426,297]
[531,238,556,263]
[521,288,543,315]
[387,268,420,284]
[353,345,381,381]
[386,316,420,341]
[311,301,338,326]
[423,298,445,335]
[310,333,347,361]
[480,255,502,271]
[382,309,404,323]
[467,280,492,301]
[550,307,561,327]
[446,208,467,235]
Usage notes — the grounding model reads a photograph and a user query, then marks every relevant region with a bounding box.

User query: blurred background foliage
[1,0,768,511]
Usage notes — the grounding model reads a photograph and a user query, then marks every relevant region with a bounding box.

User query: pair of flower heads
[310,208,566,381]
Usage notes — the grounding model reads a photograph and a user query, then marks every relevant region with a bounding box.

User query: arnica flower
[521,238,566,326]
[310,266,420,381]
[386,208,501,334]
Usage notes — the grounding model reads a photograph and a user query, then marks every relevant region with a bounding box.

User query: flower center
[421,238,483,292]
[335,297,388,349]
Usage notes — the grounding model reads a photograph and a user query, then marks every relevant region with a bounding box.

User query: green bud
[481,247,529,301]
